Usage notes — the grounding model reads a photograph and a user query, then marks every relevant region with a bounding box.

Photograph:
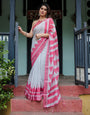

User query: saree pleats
[24,18,61,108]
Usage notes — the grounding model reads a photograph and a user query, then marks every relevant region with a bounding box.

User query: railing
[14,22,18,87]
[87,33,90,68]
[0,32,10,78]
[0,32,10,58]
[74,23,90,88]
[0,22,18,87]
[0,32,10,41]
[87,33,90,83]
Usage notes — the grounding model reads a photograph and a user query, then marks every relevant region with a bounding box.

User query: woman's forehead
[41,5,47,9]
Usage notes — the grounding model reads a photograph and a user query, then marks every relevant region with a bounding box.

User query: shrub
[0,41,14,110]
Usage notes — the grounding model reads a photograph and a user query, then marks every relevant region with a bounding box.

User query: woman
[18,2,61,108]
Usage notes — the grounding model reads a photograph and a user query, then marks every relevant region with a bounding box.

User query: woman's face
[39,5,47,17]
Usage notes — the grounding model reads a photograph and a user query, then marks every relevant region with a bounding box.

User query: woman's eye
[44,9,47,11]
[41,7,47,11]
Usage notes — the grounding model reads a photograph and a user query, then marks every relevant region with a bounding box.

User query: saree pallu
[24,18,61,108]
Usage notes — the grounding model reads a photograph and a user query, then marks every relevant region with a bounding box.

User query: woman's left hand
[36,33,41,39]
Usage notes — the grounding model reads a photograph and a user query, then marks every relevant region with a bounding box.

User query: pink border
[43,18,61,108]
[31,39,47,66]
[25,18,61,108]
[43,20,49,107]
[32,18,48,31]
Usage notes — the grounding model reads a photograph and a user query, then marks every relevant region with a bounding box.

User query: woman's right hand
[18,26,23,33]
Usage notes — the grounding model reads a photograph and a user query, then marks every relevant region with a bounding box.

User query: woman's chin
[40,14,46,17]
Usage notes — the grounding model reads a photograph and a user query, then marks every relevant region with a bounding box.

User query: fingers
[18,26,21,30]
[36,34,41,39]
[36,34,39,39]
[35,34,37,38]
[18,26,22,32]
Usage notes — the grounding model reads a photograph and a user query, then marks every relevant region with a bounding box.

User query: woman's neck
[39,16,47,20]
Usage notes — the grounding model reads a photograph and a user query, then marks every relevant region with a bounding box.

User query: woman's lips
[41,12,44,14]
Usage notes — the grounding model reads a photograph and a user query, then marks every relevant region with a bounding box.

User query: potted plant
[0,41,15,115]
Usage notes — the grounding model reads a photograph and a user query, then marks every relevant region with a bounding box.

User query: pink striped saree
[24,18,61,108]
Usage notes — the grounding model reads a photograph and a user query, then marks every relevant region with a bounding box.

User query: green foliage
[0,41,15,79]
[0,77,14,110]
[0,41,14,110]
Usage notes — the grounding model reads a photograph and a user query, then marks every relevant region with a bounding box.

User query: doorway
[27,0,63,75]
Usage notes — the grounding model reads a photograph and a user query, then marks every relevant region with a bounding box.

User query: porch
[17,75,75,86]
[10,75,90,115]
[0,0,90,115]
[0,0,90,88]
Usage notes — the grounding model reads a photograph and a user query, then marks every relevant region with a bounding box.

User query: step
[60,85,90,97]
[13,85,90,97]
[10,112,84,115]
[11,96,82,112]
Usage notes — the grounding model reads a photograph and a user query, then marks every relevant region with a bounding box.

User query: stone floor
[18,74,75,86]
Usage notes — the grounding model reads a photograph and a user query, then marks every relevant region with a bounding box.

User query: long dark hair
[38,2,51,18]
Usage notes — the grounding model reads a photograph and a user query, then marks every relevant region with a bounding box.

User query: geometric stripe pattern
[24,18,61,108]
[43,18,61,108]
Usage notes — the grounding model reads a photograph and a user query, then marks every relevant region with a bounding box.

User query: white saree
[24,18,61,108]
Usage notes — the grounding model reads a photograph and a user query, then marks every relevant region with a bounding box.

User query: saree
[24,18,61,108]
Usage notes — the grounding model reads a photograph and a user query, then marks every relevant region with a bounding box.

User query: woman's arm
[18,27,33,38]
[18,21,36,38]
[36,33,49,39]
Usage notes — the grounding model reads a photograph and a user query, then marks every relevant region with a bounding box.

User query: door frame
[27,0,63,75]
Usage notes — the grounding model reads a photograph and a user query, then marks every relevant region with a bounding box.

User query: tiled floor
[18,75,75,86]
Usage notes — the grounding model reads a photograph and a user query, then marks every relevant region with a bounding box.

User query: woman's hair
[38,2,51,18]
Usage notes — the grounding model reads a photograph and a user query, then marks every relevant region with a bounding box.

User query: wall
[16,0,27,75]
[62,0,75,76]
[80,95,90,115]
[62,0,87,76]
[0,0,27,75]
[0,0,86,76]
